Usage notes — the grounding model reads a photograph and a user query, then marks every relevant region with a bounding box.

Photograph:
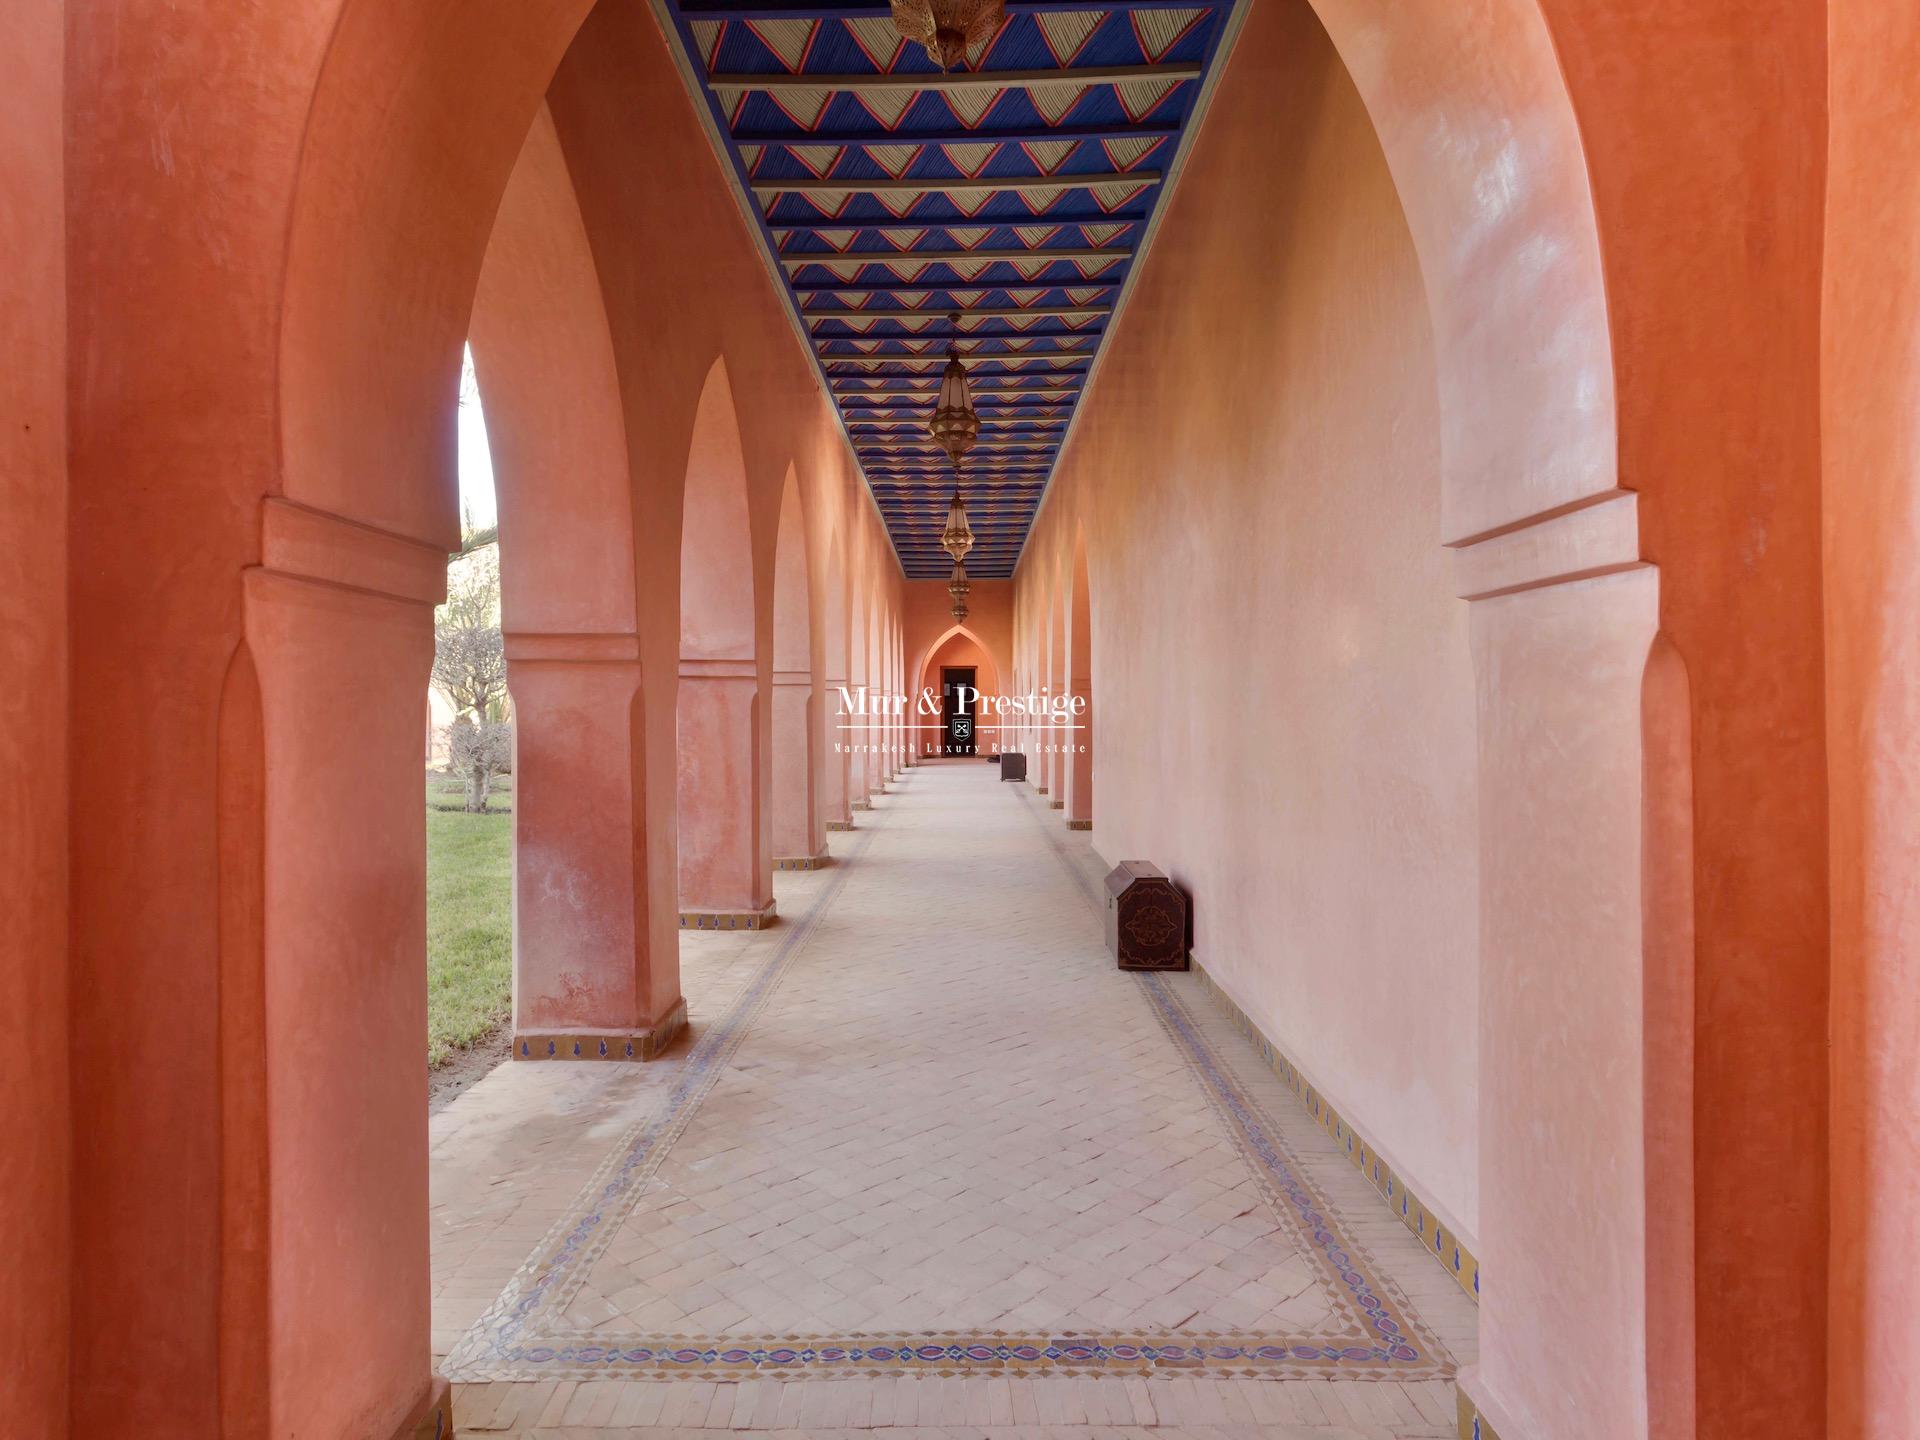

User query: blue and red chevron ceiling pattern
[662,0,1238,578]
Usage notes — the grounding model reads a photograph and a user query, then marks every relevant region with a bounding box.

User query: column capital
[1449,490,1646,602]
[679,656,755,680]
[504,630,642,665]
[259,496,446,606]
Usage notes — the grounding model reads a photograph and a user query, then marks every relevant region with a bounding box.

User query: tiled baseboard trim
[824,819,856,831]
[1066,817,1093,830]
[1193,958,1481,1304]
[514,999,688,1062]
[679,901,777,930]
[1458,1387,1508,1440]
[774,852,831,870]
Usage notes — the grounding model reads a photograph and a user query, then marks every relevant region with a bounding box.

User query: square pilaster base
[514,999,688,1062]
[1049,799,1065,809]
[1066,818,1093,830]
[824,819,856,831]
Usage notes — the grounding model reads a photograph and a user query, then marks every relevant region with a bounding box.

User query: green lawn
[426,770,513,1067]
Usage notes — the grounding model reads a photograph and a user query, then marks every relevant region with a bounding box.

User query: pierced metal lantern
[947,561,971,622]
[889,0,1005,71]
[941,487,975,564]
[928,332,980,467]
[931,318,979,565]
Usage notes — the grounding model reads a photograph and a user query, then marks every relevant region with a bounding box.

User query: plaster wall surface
[1823,3,1920,1435]
[1529,0,1832,1429]
[1022,5,1481,1237]
[0,1,68,1431]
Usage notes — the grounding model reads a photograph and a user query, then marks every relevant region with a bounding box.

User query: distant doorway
[941,666,977,756]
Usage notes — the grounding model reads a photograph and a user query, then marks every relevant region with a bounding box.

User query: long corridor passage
[434,763,1475,1437]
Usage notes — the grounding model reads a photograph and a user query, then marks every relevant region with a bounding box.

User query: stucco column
[848,700,871,811]
[677,659,774,926]
[1067,677,1093,828]
[876,647,892,781]
[771,668,824,866]
[886,655,902,778]
[897,652,913,772]
[820,672,853,830]
[1450,496,1676,1440]
[506,635,684,1059]
[1045,702,1065,805]
[238,499,452,1440]
[1036,676,1055,794]
[1824,11,1920,1429]
[864,708,885,796]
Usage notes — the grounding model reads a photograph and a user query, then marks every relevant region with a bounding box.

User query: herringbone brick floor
[433,763,1475,1437]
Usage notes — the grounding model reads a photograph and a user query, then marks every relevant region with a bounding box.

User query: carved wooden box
[1103,862,1190,971]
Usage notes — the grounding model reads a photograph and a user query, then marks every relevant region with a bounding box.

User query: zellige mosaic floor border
[1020,789,1451,1382]
[444,813,886,1381]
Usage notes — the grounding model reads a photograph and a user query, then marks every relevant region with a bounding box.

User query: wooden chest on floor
[999,751,1027,781]
[1104,862,1189,971]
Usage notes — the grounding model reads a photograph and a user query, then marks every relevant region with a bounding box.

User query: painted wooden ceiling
[662,0,1238,578]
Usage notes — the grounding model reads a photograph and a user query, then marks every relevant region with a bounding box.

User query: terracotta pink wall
[1021,8,1481,1237]
[1824,3,1920,1435]
[1542,1,1832,1428]
[0,0,67,1431]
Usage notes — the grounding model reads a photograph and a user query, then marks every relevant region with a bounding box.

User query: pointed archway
[676,356,771,928]
[468,106,677,1062]
[914,623,1005,759]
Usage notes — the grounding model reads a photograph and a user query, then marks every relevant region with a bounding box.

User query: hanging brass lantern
[928,324,979,468]
[889,0,1005,72]
[932,314,978,565]
[947,560,971,623]
[940,486,975,564]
